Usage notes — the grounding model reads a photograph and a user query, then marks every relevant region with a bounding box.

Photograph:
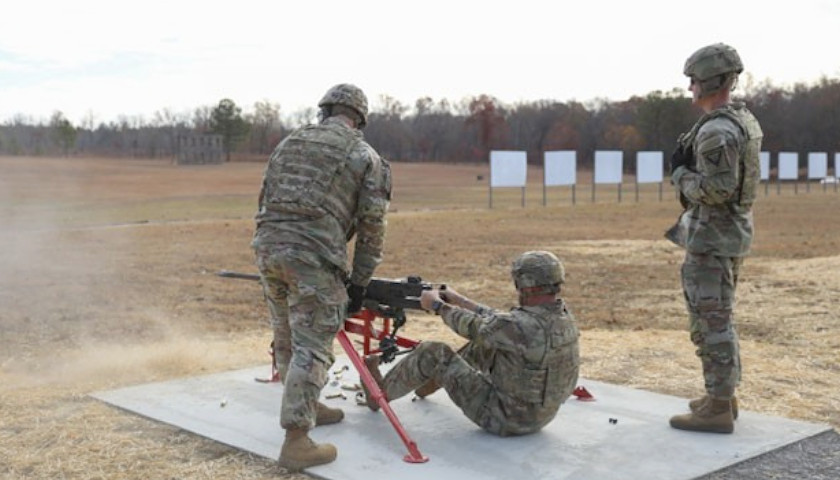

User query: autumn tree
[508,100,591,163]
[464,94,508,161]
[4,77,840,164]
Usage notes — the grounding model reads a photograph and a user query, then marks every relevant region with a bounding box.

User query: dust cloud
[0,158,253,392]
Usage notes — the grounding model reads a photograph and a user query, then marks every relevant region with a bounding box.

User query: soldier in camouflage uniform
[363,251,580,436]
[666,44,763,434]
[252,83,391,470]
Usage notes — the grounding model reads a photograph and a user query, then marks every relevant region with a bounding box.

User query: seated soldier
[364,251,580,436]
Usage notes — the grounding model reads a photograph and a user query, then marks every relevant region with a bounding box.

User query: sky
[2,0,839,125]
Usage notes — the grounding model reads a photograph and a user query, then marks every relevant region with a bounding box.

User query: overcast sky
[2,0,839,125]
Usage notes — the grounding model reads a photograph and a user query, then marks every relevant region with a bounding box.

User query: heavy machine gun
[217,270,440,463]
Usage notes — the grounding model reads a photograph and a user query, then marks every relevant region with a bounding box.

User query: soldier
[666,43,763,434]
[252,83,391,470]
[363,251,580,436]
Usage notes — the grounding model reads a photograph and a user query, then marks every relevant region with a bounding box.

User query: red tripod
[338,307,428,463]
[257,306,429,463]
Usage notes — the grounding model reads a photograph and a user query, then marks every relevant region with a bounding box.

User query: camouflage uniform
[253,112,391,430]
[666,103,763,400]
[380,300,580,436]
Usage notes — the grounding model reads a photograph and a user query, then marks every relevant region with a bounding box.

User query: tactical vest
[262,122,363,232]
[678,103,763,206]
[490,307,579,407]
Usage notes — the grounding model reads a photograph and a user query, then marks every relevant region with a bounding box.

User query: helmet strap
[700,73,736,98]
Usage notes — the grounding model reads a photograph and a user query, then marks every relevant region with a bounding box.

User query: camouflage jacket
[252,117,391,286]
[666,102,763,257]
[442,299,580,435]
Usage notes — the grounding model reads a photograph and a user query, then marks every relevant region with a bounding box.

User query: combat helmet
[511,251,565,296]
[684,43,743,97]
[318,83,369,128]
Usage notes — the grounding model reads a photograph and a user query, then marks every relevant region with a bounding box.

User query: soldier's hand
[346,284,366,314]
[670,144,693,175]
[420,289,442,311]
[439,287,467,308]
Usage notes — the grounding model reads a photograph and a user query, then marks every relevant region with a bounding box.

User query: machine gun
[217,271,434,363]
[358,275,435,362]
[218,270,438,463]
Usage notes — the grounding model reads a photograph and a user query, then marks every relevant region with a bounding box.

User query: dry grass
[0,156,838,479]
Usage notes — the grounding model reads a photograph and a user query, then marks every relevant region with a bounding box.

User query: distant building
[176,134,224,165]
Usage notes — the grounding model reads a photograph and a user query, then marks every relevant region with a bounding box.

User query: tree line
[2,77,838,171]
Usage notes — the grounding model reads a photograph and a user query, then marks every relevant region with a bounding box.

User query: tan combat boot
[315,401,344,426]
[689,395,739,420]
[361,355,385,412]
[278,428,337,472]
[414,379,441,398]
[670,398,734,434]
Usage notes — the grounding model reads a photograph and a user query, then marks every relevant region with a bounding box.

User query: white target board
[778,152,799,180]
[808,152,828,179]
[759,152,770,180]
[594,151,623,184]
[636,151,663,183]
[544,151,577,186]
[490,150,527,187]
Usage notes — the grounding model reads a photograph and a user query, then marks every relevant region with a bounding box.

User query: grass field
[1,156,839,479]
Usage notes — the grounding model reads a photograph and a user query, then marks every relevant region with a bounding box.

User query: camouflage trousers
[255,246,348,430]
[380,339,524,436]
[681,252,743,400]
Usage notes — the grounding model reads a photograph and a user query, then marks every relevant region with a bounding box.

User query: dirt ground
[1,156,838,479]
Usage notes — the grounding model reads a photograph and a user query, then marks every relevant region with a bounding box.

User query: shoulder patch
[704,146,724,167]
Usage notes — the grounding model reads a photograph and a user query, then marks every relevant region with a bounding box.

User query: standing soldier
[666,43,763,434]
[364,251,580,437]
[252,83,391,470]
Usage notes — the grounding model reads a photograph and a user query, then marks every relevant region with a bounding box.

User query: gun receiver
[363,275,430,312]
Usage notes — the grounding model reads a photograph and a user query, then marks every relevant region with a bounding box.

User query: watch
[431,300,444,315]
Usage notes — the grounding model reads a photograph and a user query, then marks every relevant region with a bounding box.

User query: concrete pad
[92,357,831,480]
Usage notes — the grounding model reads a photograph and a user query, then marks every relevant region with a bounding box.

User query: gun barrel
[217,270,261,281]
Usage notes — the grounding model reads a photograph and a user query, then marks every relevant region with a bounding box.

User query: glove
[346,283,365,314]
[670,144,693,175]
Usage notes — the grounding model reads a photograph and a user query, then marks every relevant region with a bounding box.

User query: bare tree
[248,100,283,154]
[288,107,316,129]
